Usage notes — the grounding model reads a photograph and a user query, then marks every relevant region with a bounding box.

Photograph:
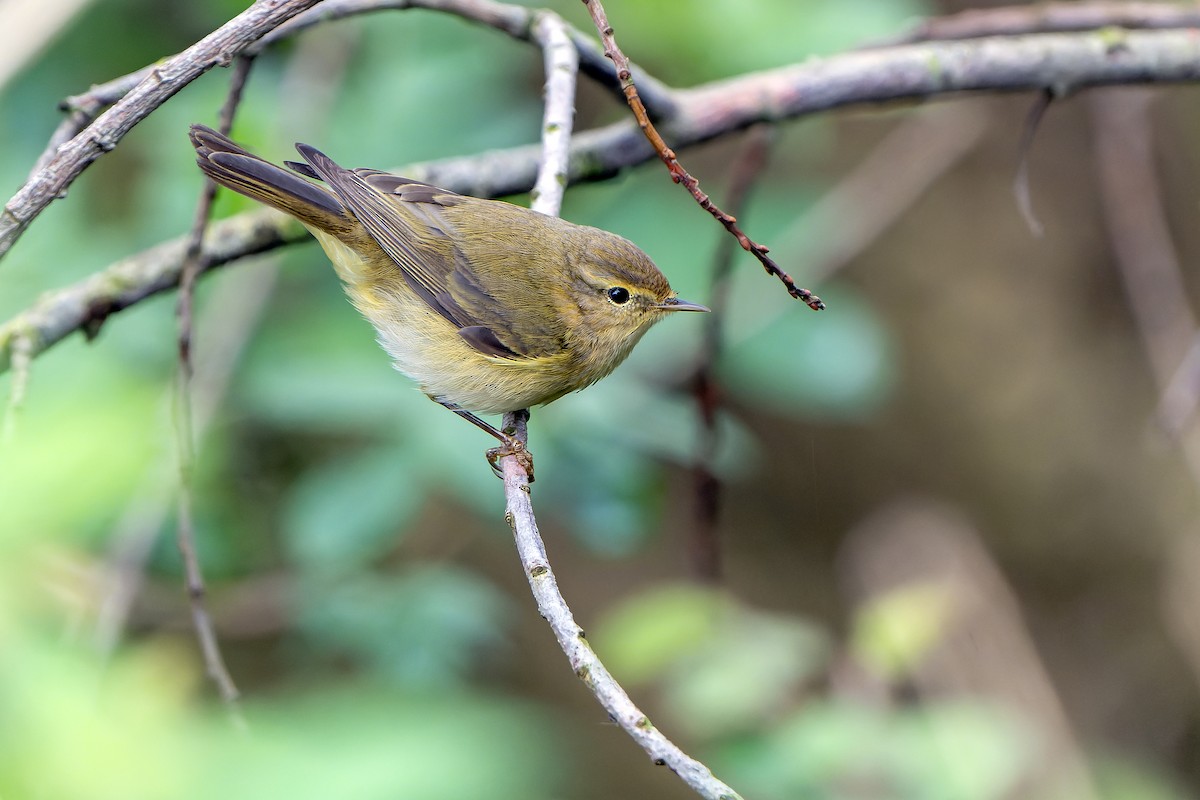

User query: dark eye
[607,287,631,305]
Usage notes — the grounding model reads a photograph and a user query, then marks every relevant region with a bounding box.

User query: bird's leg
[438,401,535,482]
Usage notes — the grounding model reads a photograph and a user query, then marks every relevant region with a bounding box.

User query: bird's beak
[657,296,710,313]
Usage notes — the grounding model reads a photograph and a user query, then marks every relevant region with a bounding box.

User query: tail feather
[189,124,346,231]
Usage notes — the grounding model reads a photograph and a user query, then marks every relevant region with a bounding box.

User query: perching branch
[10,24,1200,375]
[502,12,742,798]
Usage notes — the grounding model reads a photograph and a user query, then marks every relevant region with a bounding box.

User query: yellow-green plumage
[189,125,705,417]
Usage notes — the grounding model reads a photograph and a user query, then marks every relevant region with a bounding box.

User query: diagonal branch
[870,1,1200,47]
[580,0,823,311]
[0,0,320,262]
[33,0,674,177]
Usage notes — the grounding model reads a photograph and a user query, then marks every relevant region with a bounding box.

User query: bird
[189,124,707,479]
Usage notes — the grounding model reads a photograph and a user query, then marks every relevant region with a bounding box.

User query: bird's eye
[607,287,631,305]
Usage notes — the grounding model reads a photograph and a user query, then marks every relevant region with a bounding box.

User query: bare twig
[1,333,32,440]
[580,0,824,311]
[1014,89,1054,238]
[0,0,320,263]
[169,57,261,720]
[179,56,256,370]
[0,209,294,375]
[528,10,578,218]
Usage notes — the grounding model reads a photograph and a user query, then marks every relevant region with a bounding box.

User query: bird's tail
[189,124,348,233]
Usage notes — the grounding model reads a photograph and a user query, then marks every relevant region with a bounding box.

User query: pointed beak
[656,296,710,313]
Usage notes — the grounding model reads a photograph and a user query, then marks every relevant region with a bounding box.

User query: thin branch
[11,26,1200,374]
[500,411,742,800]
[1,333,32,440]
[580,0,824,311]
[0,209,294,375]
[528,10,578,218]
[170,55,257,718]
[1013,89,1054,238]
[0,0,320,263]
[33,0,674,174]
[179,56,255,372]
[869,2,1200,47]
[93,24,358,662]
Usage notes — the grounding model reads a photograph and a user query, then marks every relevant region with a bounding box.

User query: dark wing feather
[293,143,556,359]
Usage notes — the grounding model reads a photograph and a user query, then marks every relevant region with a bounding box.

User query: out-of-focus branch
[0,0,321,262]
[1090,92,1200,452]
[172,55,259,721]
[689,126,776,581]
[92,21,360,669]
[784,103,990,285]
[869,2,1200,47]
[838,501,1099,798]
[0,209,294,375]
[10,26,1200,374]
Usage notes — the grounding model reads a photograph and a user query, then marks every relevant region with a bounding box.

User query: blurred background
[2,0,1199,798]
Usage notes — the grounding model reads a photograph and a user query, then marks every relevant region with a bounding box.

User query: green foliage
[0,631,563,800]
[724,701,1033,800]
[850,580,957,680]
[295,566,515,685]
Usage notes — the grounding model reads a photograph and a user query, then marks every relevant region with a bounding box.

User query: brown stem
[580,0,824,310]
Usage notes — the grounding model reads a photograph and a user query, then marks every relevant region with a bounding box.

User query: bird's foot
[487,436,535,483]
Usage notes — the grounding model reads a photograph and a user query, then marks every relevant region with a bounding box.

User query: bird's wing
[294,145,562,359]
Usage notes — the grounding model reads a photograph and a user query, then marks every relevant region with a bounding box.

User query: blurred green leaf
[282,444,421,572]
[0,360,163,547]
[883,703,1032,800]
[721,287,894,418]
[296,566,513,685]
[724,700,1031,800]
[722,700,886,800]
[201,685,564,800]
[851,580,957,681]
[595,587,828,736]
[0,635,200,800]
[1091,753,1189,800]
[593,584,727,682]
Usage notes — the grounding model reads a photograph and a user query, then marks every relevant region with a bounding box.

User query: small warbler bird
[189,125,706,477]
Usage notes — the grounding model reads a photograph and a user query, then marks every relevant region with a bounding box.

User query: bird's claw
[486,437,535,483]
